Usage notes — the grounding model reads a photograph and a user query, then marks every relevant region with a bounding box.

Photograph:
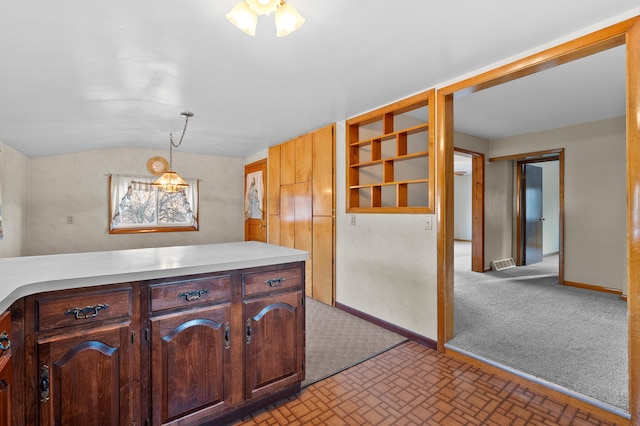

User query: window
[108,175,199,234]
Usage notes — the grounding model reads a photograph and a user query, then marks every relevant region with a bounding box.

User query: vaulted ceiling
[0,1,637,159]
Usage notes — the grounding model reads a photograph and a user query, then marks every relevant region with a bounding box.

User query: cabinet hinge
[131,331,135,343]
[301,297,304,306]
[144,328,149,342]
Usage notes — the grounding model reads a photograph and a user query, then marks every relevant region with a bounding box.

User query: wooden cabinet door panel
[244,291,304,400]
[294,182,313,291]
[37,323,133,426]
[267,145,281,216]
[312,125,334,216]
[150,304,231,425]
[295,134,312,183]
[0,357,11,426]
[280,140,296,185]
[312,216,334,304]
[280,185,295,248]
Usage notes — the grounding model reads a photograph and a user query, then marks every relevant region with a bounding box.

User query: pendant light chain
[168,112,192,169]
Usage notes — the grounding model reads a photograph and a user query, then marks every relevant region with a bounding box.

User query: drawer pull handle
[40,365,50,403]
[178,289,208,301]
[264,277,286,287]
[224,322,231,350]
[65,303,109,319]
[0,331,10,352]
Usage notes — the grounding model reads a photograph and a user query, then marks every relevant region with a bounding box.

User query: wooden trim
[627,18,640,421]
[562,280,623,296]
[489,148,563,163]
[515,163,523,265]
[436,91,455,351]
[445,347,631,425]
[436,14,640,422]
[453,147,485,272]
[440,18,636,97]
[559,150,565,283]
[471,154,485,272]
[335,302,437,350]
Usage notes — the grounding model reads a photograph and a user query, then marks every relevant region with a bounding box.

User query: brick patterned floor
[231,341,622,426]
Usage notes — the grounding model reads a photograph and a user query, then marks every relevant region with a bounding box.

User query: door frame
[244,159,267,242]
[454,147,485,272]
[436,16,640,420]
[489,149,564,280]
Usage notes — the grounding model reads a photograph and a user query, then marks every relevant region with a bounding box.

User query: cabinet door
[0,357,10,426]
[150,304,232,425]
[244,291,304,400]
[0,311,10,426]
[37,323,133,426]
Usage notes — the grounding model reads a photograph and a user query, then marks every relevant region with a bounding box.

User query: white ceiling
[0,1,637,159]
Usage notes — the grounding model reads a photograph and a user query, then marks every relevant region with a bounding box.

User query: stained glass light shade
[151,171,189,193]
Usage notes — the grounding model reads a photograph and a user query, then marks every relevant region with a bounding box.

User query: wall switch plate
[425,216,432,230]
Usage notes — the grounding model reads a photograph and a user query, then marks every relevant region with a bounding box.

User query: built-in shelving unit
[346,90,435,213]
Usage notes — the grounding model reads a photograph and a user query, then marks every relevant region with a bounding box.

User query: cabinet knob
[0,331,10,352]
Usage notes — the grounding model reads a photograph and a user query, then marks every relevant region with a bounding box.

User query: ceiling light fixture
[226,0,305,37]
[152,111,193,193]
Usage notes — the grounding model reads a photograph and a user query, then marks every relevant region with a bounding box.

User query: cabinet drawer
[149,274,232,312]
[243,264,303,297]
[36,287,132,332]
[0,310,10,359]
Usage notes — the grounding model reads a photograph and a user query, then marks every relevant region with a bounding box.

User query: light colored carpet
[449,242,628,411]
[303,297,407,387]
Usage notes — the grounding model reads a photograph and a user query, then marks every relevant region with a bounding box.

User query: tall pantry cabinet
[267,124,335,305]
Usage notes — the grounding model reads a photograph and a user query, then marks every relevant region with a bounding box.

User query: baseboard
[335,302,437,350]
[562,280,623,297]
[444,346,631,425]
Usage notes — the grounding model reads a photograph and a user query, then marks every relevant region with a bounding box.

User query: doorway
[244,159,267,242]
[437,17,639,419]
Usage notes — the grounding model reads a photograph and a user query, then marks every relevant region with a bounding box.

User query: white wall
[335,121,438,339]
[27,147,244,255]
[540,161,560,255]
[454,174,472,240]
[490,116,626,292]
[0,141,29,257]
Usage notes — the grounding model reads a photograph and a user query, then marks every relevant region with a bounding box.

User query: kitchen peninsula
[0,241,308,425]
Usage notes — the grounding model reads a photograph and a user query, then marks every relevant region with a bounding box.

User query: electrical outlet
[67,216,74,224]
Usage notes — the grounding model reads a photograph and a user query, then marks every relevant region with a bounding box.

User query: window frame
[107,174,199,234]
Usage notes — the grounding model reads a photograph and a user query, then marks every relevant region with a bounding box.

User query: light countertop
[0,241,308,312]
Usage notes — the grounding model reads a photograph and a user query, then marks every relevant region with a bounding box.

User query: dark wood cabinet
[36,323,134,426]
[0,311,11,426]
[149,303,232,425]
[244,290,304,401]
[16,261,305,426]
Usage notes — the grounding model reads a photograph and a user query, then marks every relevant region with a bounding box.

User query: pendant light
[152,112,193,193]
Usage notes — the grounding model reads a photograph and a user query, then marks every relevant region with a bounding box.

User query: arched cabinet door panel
[150,303,232,425]
[36,323,133,426]
[243,290,304,400]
